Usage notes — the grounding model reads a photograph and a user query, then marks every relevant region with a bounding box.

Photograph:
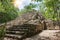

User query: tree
[0,0,18,23]
[24,3,37,12]
[43,0,60,21]
[34,0,60,21]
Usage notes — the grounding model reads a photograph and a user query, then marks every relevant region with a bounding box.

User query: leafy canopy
[0,0,19,23]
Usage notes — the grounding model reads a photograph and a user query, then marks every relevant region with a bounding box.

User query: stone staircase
[4,24,42,40]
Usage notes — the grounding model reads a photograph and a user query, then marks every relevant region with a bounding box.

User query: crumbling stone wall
[45,19,60,30]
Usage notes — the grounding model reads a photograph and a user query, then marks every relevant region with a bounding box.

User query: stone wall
[45,20,60,30]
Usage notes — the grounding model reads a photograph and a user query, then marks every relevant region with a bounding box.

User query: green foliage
[0,25,6,40]
[33,0,60,21]
[24,3,37,11]
[39,1,45,14]
[0,2,5,12]
[0,0,18,23]
[44,0,60,20]
[39,0,60,21]
[19,3,37,15]
[34,0,42,2]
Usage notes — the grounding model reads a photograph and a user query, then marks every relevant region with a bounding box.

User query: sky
[13,0,40,10]
[14,0,31,9]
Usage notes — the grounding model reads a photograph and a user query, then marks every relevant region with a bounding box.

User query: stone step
[7,24,36,30]
[7,27,35,31]
[6,28,29,32]
[8,26,30,29]
[6,31,25,35]
[5,34,22,39]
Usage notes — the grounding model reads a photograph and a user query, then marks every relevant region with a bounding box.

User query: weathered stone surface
[4,30,60,40]
[1,11,60,40]
[3,11,46,40]
[45,20,60,30]
[1,11,45,29]
[24,30,60,40]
